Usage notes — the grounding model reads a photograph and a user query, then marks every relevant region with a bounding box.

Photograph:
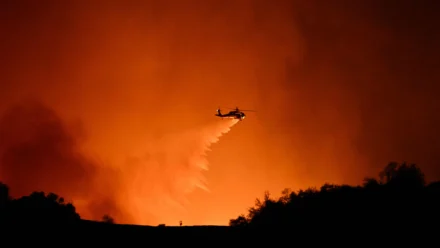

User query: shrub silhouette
[12,192,80,225]
[0,188,81,226]
[1,161,439,233]
[230,162,440,230]
[102,214,115,224]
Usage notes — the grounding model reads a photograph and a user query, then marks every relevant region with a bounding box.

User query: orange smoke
[1,0,439,226]
[0,99,239,225]
[0,99,124,222]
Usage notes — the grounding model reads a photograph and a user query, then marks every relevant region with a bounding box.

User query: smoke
[0,99,94,198]
[119,119,239,225]
[0,98,239,225]
[1,0,439,225]
[0,99,123,221]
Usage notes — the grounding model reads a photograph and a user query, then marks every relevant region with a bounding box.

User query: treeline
[1,162,440,231]
[0,183,116,226]
[229,162,440,231]
[0,183,81,226]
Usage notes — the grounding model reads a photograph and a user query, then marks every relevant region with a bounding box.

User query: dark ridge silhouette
[1,162,439,244]
[229,162,440,236]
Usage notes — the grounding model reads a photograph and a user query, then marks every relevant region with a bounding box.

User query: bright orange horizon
[0,0,439,226]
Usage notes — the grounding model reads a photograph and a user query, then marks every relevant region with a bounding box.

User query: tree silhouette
[102,214,115,224]
[230,162,438,230]
[1,160,439,236]
[8,191,80,226]
[379,161,426,187]
[229,215,248,227]
[362,177,380,188]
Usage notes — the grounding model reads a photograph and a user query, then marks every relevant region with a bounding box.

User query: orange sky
[0,0,439,226]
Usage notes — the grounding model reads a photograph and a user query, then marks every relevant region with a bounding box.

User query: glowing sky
[0,0,439,225]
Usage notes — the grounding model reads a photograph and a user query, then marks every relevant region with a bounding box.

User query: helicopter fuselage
[215,111,245,121]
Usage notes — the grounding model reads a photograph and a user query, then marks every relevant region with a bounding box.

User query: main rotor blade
[223,107,256,112]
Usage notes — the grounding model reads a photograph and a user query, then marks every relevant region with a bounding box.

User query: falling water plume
[121,119,239,225]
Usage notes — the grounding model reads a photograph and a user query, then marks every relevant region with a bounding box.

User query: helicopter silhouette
[215,107,256,121]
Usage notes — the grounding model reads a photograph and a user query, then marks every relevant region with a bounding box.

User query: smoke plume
[0,99,124,221]
[0,99,94,198]
[0,98,239,225]
[2,0,438,225]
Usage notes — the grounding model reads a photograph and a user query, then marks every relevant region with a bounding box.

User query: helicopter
[215,107,256,121]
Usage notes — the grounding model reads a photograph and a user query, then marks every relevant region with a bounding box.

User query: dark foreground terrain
[7,219,434,245]
[1,162,439,244]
